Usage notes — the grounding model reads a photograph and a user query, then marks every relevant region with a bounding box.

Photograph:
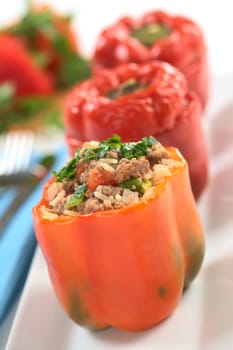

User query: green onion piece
[120,178,151,195]
[106,79,147,99]
[131,23,171,47]
[65,184,87,209]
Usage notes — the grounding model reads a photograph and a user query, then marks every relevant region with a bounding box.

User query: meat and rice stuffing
[42,135,182,218]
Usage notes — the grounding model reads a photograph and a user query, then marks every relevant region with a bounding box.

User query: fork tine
[0,131,34,176]
[14,132,34,173]
[0,133,14,176]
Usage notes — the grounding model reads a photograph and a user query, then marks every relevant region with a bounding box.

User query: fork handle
[0,184,33,236]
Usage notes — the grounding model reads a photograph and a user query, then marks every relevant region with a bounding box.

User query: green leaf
[56,54,91,88]
[66,184,87,209]
[19,96,49,114]
[8,10,54,42]
[45,110,63,129]
[30,51,50,68]
[0,82,15,107]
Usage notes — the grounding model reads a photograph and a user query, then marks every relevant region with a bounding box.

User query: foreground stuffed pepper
[33,135,205,331]
[64,61,208,199]
[93,10,209,107]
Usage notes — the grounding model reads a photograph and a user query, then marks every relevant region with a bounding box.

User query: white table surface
[0,1,232,348]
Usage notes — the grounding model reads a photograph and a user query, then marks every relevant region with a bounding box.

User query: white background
[0,0,233,76]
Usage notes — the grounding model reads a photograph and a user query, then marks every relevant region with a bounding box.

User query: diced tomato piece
[87,166,116,190]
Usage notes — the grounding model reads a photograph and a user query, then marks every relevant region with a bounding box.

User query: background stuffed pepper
[1,3,91,91]
[0,3,91,132]
[93,10,209,108]
[64,61,208,199]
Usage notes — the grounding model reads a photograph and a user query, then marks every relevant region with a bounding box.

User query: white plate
[6,74,233,350]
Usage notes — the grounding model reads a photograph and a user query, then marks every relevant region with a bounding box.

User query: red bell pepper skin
[33,147,205,331]
[93,10,209,108]
[64,61,208,199]
[0,35,53,96]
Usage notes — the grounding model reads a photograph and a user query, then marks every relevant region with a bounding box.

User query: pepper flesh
[64,61,208,199]
[33,147,205,331]
[93,10,209,108]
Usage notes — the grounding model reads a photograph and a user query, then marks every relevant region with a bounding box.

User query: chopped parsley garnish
[53,135,158,182]
[65,184,87,209]
[53,157,78,182]
[120,136,158,160]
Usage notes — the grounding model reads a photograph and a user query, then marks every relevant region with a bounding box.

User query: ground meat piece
[102,198,125,210]
[147,144,168,166]
[48,189,66,215]
[114,157,150,183]
[101,185,123,196]
[78,198,103,214]
[62,180,76,195]
[85,189,94,198]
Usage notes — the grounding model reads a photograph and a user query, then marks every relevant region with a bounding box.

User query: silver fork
[0,131,34,184]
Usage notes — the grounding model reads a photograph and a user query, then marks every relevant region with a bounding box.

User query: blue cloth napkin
[0,145,68,323]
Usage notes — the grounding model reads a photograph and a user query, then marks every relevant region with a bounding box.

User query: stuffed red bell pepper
[93,10,209,108]
[33,135,205,331]
[64,61,208,199]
